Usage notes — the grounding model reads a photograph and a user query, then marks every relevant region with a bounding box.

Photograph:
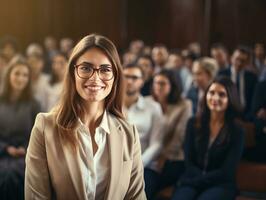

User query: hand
[16,146,26,156]
[6,146,20,157]
[6,146,25,157]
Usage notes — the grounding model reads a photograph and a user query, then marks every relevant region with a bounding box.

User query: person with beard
[123,64,164,169]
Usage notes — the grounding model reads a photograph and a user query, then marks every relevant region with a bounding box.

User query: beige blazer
[25,112,146,200]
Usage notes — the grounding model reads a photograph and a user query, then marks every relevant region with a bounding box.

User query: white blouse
[77,111,110,200]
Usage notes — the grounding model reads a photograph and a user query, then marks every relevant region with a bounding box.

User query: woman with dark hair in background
[172,76,244,200]
[47,52,68,110]
[144,69,192,199]
[25,34,146,200]
[0,56,40,200]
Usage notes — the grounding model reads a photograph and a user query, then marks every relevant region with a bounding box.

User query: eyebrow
[78,61,112,67]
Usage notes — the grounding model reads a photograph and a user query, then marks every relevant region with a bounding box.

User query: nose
[90,70,101,80]
[212,93,220,101]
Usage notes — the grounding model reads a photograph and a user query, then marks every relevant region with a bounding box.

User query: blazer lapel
[61,136,87,200]
[105,114,123,200]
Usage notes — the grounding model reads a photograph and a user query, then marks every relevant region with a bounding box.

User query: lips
[84,85,105,92]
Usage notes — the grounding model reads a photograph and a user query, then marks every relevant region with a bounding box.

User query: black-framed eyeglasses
[74,62,114,81]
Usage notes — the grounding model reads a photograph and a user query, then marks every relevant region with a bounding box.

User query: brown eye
[208,90,215,95]
[218,92,227,98]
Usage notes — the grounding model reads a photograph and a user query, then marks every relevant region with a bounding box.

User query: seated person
[144,69,192,199]
[172,76,244,200]
[0,57,40,200]
[123,64,164,168]
[244,80,266,162]
[187,57,218,115]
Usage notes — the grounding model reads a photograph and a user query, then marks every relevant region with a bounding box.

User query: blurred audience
[59,37,74,58]
[210,43,230,71]
[0,56,40,200]
[27,54,50,111]
[137,55,155,96]
[0,36,19,63]
[172,76,244,200]
[144,69,192,199]
[152,44,169,74]
[123,64,164,168]
[187,57,218,115]
[47,52,67,111]
[219,46,258,118]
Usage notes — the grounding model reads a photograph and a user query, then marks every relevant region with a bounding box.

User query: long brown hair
[55,34,124,148]
[1,55,33,102]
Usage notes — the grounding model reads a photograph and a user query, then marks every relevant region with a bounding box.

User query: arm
[176,101,193,145]
[125,125,147,200]
[142,103,164,167]
[184,126,244,188]
[183,118,202,177]
[25,113,52,200]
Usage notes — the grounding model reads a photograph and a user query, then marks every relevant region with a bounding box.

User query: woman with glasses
[25,34,146,200]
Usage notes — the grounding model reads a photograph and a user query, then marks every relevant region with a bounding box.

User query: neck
[32,72,41,82]
[210,111,225,124]
[10,90,21,102]
[125,92,139,108]
[233,65,242,73]
[156,96,167,113]
[82,101,105,134]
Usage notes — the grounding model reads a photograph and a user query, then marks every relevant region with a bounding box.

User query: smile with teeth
[85,85,104,91]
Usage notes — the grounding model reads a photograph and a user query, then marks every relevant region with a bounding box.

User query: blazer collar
[60,112,124,200]
[104,113,124,200]
[60,136,87,200]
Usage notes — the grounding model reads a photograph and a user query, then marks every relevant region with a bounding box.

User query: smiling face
[9,64,30,93]
[153,75,171,101]
[74,48,114,105]
[206,83,228,114]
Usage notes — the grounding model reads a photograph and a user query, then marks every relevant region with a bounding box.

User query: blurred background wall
[0,0,266,54]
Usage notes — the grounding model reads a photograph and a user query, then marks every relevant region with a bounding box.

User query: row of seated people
[0,36,265,199]
[122,63,265,200]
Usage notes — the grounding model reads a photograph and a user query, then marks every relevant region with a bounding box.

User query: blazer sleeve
[124,125,147,200]
[25,113,52,200]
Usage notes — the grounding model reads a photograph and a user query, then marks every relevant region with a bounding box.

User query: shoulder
[218,68,230,76]
[244,70,258,80]
[33,111,57,130]
[143,96,160,107]
[187,86,198,97]
[143,96,162,114]
[108,113,139,147]
[109,113,135,134]
[229,121,245,140]
[179,98,192,109]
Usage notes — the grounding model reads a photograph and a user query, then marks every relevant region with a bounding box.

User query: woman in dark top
[171,76,244,200]
[0,56,40,200]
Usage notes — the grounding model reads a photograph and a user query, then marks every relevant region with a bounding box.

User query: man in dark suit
[218,46,258,118]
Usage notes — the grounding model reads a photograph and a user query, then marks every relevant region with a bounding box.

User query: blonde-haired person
[25,34,146,200]
[186,57,218,115]
[0,56,40,200]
